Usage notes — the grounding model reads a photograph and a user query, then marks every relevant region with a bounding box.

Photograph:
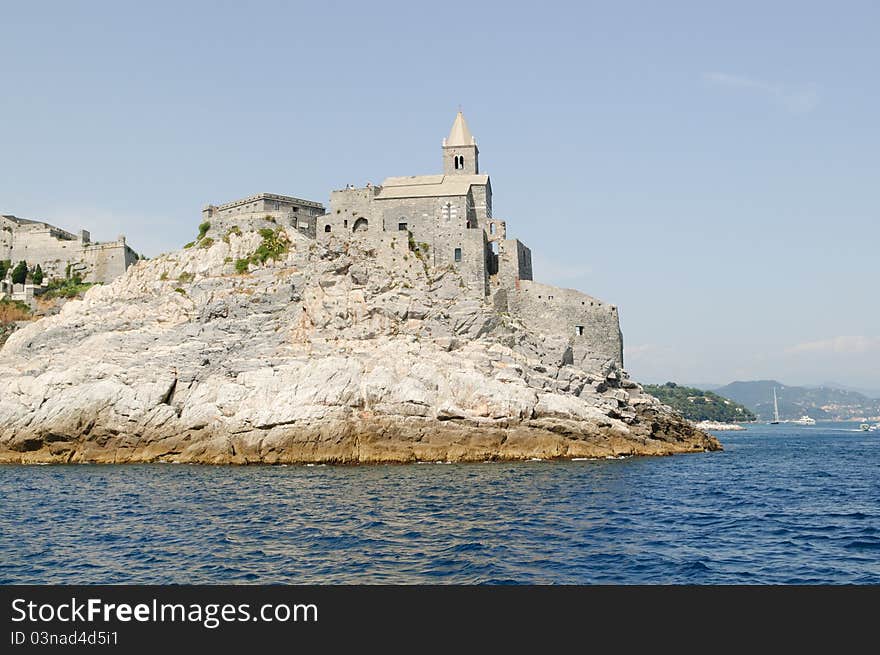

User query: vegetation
[223,226,242,243]
[177,272,194,284]
[234,258,250,274]
[173,287,186,295]
[0,260,11,280]
[32,265,43,285]
[197,221,211,240]
[11,261,28,285]
[644,382,756,423]
[183,241,195,249]
[198,237,215,249]
[0,298,32,323]
[42,275,94,300]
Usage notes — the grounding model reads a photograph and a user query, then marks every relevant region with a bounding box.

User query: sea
[1,422,878,584]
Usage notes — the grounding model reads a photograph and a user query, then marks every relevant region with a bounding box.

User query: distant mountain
[817,382,880,400]
[715,380,880,421]
[643,383,756,423]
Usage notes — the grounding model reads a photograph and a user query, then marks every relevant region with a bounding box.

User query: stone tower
[442,111,479,175]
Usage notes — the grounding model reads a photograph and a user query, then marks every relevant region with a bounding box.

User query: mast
[773,387,780,422]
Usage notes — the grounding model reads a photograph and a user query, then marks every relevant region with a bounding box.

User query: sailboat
[769,387,780,424]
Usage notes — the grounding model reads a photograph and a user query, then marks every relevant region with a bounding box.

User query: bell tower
[442,111,479,175]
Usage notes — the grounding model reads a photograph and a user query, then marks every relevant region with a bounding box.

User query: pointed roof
[444,111,476,147]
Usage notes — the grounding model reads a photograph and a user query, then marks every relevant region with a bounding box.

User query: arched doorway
[352,217,368,233]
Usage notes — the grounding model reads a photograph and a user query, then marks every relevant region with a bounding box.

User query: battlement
[0,214,137,285]
[211,192,324,213]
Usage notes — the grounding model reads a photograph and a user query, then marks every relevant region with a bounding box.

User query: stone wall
[80,240,138,284]
[506,280,623,374]
[319,187,381,242]
[203,193,324,241]
[496,238,533,290]
[0,216,137,284]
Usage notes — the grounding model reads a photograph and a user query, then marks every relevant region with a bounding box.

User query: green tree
[11,261,28,285]
[32,264,43,285]
[0,260,10,280]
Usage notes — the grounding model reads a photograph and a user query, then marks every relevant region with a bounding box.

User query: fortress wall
[496,238,533,290]
[7,229,86,281]
[0,221,13,259]
[80,241,137,284]
[431,226,488,297]
[207,210,316,241]
[320,188,380,241]
[508,280,623,372]
[205,195,324,241]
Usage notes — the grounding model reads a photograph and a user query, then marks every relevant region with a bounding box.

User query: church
[204,112,624,373]
[317,111,532,297]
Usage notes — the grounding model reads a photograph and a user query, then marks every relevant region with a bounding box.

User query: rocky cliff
[0,227,720,464]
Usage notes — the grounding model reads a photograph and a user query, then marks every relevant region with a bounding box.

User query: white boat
[860,424,871,431]
[791,415,816,426]
[769,387,780,424]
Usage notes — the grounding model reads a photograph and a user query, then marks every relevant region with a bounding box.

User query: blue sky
[2,1,878,389]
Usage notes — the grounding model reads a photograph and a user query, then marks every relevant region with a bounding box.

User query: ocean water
[1,423,878,584]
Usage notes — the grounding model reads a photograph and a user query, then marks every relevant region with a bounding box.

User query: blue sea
[1,422,878,584]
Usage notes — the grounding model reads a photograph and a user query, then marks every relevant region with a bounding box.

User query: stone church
[205,112,624,372]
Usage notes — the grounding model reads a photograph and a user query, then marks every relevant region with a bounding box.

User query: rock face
[0,229,720,464]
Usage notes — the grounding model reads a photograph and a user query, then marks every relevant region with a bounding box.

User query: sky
[1,1,878,390]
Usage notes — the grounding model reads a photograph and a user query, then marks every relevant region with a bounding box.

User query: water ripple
[1,425,879,583]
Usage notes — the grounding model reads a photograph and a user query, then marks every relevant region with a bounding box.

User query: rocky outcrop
[0,228,720,464]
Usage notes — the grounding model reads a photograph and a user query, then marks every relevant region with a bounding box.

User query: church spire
[444,111,476,147]
[442,111,479,175]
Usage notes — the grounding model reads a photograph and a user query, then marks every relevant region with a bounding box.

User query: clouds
[703,72,819,113]
[785,335,880,355]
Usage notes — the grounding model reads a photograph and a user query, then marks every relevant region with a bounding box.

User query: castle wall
[496,238,533,290]
[7,228,87,281]
[203,193,324,241]
[0,216,138,285]
[320,187,381,241]
[0,218,16,259]
[79,240,138,284]
[431,225,489,297]
[507,280,623,373]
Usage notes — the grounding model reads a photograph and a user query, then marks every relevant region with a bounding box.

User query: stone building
[204,112,624,371]
[0,214,138,285]
[201,193,324,240]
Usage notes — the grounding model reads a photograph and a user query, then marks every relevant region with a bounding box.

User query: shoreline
[0,413,722,465]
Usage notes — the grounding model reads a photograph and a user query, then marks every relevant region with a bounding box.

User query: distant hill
[715,380,880,421]
[643,383,756,423]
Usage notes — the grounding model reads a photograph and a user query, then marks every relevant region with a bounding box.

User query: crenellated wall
[506,280,624,373]
[1,215,138,284]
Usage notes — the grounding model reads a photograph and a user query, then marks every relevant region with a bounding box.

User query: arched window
[324,225,331,233]
[459,156,465,169]
[353,217,368,233]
